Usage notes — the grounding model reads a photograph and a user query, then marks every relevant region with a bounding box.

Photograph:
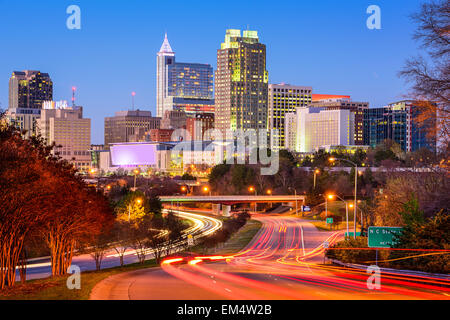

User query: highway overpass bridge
[160,195,306,216]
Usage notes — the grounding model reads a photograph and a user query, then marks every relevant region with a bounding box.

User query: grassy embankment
[0,258,158,300]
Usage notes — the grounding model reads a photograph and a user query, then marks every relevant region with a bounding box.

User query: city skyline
[0,0,427,144]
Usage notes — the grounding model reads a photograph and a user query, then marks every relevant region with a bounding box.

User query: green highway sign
[345,232,361,237]
[368,226,403,248]
[326,218,333,224]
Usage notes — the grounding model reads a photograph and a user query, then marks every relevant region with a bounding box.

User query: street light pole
[254,189,257,213]
[354,164,358,239]
[294,189,298,217]
[329,157,358,239]
[313,169,320,189]
[288,187,298,216]
[334,194,349,237]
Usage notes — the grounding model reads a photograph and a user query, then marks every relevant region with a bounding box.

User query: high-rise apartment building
[215,29,269,134]
[308,96,368,145]
[156,33,214,117]
[285,107,355,153]
[363,100,436,153]
[6,70,53,138]
[37,101,91,170]
[268,83,312,150]
[104,110,160,148]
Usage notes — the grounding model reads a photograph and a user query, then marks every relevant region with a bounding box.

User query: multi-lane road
[90,214,450,300]
[19,210,222,281]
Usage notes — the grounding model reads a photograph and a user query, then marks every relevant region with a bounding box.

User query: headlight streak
[157,214,448,300]
[104,209,222,259]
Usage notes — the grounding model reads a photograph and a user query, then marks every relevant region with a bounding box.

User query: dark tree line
[0,116,114,289]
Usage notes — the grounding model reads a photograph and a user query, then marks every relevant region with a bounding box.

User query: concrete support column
[212,204,221,215]
[222,205,231,217]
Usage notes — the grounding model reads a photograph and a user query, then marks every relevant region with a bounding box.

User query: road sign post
[345,232,361,238]
[323,241,329,264]
[187,234,194,246]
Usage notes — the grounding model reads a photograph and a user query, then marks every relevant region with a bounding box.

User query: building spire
[159,32,174,54]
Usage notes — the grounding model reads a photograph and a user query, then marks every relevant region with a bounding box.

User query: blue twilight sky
[0,0,426,144]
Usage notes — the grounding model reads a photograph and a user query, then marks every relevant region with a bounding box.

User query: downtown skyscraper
[6,70,53,138]
[268,83,312,151]
[9,70,53,109]
[215,29,268,134]
[156,33,214,118]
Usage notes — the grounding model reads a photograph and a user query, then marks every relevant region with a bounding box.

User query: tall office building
[308,96,368,145]
[37,101,91,170]
[363,100,436,153]
[268,83,312,150]
[285,107,355,153]
[104,110,161,148]
[156,33,214,117]
[9,70,53,109]
[6,70,53,138]
[215,29,269,134]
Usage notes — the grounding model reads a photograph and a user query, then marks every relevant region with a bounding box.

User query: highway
[18,210,222,281]
[90,214,450,300]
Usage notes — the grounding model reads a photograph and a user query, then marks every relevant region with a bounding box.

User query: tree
[129,220,150,264]
[0,130,53,287]
[372,172,449,226]
[181,173,196,180]
[0,116,114,287]
[87,229,112,271]
[231,165,254,193]
[279,149,297,167]
[392,210,450,273]
[115,191,151,223]
[399,0,449,142]
[164,212,185,256]
[147,194,163,216]
[110,221,133,267]
[208,163,230,190]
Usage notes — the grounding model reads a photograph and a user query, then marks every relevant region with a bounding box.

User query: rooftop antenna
[72,86,76,107]
[131,91,136,110]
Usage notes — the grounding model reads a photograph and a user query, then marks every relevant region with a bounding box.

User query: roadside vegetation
[0,259,158,300]
[191,216,262,255]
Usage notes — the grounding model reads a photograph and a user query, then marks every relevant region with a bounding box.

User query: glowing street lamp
[202,186,211,196]
[329,157,358,239]
[133,169,140,191]
[128,198,143,221]
[266,189,272,195]
[324,193,335,222]
[248,186,257,212]
[313,169,320,189]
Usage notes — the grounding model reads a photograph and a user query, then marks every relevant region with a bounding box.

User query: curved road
[90,214,450,300]
[19,210,222,281]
